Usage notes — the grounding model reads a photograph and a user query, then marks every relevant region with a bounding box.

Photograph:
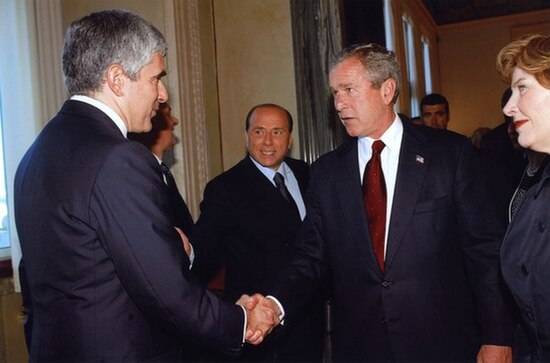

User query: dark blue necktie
[274,172,299,215]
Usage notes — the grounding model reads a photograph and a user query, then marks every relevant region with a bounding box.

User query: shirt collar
[249,156,289,182]
[358,113,403,154]
[70,95,128,138]
[152,153,162,165]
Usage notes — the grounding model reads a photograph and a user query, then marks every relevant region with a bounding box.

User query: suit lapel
[239,157,301,221]
[385,124,431,271]
[335,140,382,276]
[286,159,309,197]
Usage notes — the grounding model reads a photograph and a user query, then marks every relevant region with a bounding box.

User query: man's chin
[138,122,153,133]
[344,127,361,137]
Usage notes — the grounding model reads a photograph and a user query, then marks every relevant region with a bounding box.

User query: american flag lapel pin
[415,155,425,164]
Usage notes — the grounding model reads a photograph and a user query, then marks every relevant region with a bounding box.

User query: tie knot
[372,140,385,155]
[273,172,285,186]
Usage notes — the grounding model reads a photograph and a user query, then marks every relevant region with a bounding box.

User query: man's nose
[334,94,346,111]
[158,80,168,103]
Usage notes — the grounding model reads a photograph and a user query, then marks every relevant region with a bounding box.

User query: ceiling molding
[422,0,550,25]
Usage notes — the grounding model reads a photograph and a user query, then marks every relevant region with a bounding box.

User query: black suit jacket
[164,165,195,232]
[272,120,516,361]
[14,100,244,362]
[501,161,550,360]
[191,156,324,361]
[480,122,527,225]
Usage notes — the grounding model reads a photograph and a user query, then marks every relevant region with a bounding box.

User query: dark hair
[245,104,294,132]
[330,43,401,104]
[62,9,167,96]
[420,93,449,115]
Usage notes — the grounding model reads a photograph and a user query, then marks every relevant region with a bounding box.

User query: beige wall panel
[0,292,27,362]
[196,0,223,178]
[60,0,163,31]
[59,1,180,98]
[213,0,298,171]
[438,10,550,137]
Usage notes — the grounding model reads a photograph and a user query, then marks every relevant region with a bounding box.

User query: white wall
[0,0,43,287]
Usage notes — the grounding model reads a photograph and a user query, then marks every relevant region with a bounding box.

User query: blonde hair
[496,33,550,89]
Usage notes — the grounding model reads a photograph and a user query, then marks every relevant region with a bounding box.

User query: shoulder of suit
[310,138,356,166]
[57,100,127,141]
[224,157,252,176]
[203,157,252,190]
[405,122,470,149]
[99,140,158,173]
[37,105,138,170]
[61,99,113,123]
[284,156,309,170]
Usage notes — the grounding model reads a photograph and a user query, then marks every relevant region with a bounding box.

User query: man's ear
[105,64,125,96]
[381,78,397,105]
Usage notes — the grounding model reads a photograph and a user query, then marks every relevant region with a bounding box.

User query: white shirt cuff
[238,305,247,343]
[187,242,195,269]
[266,295,285,325]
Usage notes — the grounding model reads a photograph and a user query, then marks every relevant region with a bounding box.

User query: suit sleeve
[187,178,231,281]
[454,138,517,345]
[270,159,328,322]
[90,142,244,355]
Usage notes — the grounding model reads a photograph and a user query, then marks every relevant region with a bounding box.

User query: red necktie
[363,140,386,271]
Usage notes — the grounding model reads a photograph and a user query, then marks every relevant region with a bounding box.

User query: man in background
[420,92,450,129]
[190,104,324,362]
[480,88,528,226]
[14,9,274,361]
[129,102,194,233]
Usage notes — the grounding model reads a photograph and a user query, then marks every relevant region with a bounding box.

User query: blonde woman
[497,33,550,360]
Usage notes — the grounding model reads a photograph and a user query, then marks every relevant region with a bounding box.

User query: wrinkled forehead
[329,58,371,86]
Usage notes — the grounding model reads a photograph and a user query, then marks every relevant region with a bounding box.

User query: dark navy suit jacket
[191,156,324,361]
[502,161,550,361]
[163,163,195,232]
[272,120,516,361]
[14,100,245,362]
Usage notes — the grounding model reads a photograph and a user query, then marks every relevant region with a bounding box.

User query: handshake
[175,230,282,345]
[236,294,282,345]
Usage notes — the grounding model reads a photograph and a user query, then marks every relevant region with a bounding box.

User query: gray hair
[62,9,167,96]
[330,43,401,104]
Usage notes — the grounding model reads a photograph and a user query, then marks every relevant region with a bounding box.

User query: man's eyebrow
[156,70,167,79]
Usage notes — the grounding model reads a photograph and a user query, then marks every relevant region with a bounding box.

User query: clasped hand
[175,229,279,344]
[236,294,281,345]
